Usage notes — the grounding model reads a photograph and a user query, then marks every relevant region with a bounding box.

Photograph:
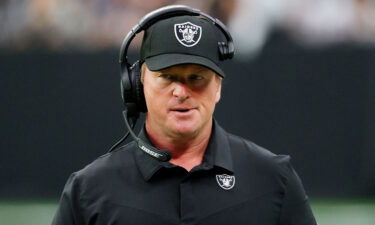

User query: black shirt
[52,121,317,225]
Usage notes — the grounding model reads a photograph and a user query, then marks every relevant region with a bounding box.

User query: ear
[140,63,147,84]
[215,81,222,103]
[140,73,144,84]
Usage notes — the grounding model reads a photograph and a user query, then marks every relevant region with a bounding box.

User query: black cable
[107,115,137,153]
[108,110,171,161]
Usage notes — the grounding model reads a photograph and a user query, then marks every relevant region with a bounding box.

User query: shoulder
[227,132,293,181]
[71,142,137,187]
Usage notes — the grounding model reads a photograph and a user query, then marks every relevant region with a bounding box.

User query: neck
[145,119,213,171]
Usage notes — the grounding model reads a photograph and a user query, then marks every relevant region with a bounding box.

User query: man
[52,6,317,225]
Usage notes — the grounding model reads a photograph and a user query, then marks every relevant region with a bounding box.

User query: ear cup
[218,40,235,60]
[120,63,132,105]
[120,61,147,117]
[130,61,147,113]
[218,42,229,60]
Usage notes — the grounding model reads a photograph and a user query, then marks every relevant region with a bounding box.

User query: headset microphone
[122,110,172,162]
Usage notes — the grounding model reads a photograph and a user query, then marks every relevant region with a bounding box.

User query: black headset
[118,5,234,118]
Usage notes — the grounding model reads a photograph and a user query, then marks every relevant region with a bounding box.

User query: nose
[172,82,190,101]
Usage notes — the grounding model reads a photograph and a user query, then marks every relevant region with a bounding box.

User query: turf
[0,198,374,225]
[0,199,58,225]
[310,198,375,225]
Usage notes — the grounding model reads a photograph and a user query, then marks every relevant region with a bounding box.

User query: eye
[159,73,172,79]
[189,74,204,81]
[159,74,173,79]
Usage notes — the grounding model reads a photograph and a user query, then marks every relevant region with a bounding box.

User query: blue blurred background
[1,0,374,224]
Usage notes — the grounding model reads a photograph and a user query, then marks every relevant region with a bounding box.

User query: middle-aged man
[52,5,317,225]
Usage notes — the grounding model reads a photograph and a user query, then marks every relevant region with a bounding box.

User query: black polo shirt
[52,121,317,225]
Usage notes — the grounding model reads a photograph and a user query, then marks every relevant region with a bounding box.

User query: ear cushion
[120,63,132,105]
[130,61,147,113]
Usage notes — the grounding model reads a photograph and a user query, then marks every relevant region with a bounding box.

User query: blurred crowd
[1,0,375,55]
[0,0,216,51]
[230,0,375,57]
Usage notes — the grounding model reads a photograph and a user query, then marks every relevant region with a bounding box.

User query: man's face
[142,63,222,139]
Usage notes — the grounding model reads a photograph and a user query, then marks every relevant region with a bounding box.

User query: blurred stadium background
[1,0,374,224]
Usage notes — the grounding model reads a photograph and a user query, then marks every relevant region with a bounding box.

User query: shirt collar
[207,120,234,173]
[133,119,234,181]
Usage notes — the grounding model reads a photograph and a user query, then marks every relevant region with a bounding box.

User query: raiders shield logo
[216,174,235,190]
[174,22,202,47]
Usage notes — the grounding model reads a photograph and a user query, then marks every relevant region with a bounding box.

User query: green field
[0,198,374,225]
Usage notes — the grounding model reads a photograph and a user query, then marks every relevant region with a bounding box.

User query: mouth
[174,109,190,113]
[170,107,197,114]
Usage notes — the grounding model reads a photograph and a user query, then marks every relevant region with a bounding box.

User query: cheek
[144,84,168,113]
[143,84,156,109]
[145,89,158,109]
[200,90,220,110]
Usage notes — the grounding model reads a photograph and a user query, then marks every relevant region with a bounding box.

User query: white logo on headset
[174,22,202,47]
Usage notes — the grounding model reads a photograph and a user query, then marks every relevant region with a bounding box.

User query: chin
[168,120,202,137]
